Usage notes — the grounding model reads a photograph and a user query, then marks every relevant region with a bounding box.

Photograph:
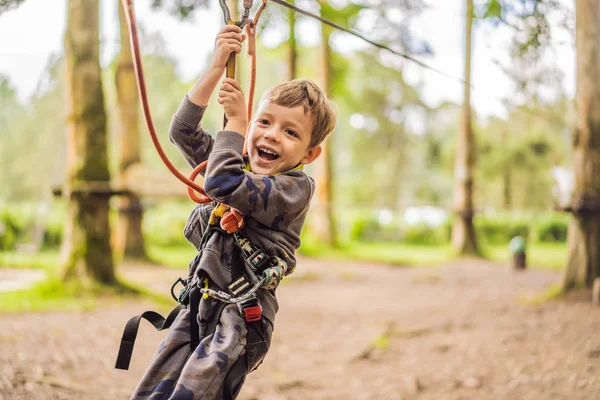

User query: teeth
[259,147,278,156]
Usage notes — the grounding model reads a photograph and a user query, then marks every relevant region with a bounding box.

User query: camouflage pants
[131,297,272,400]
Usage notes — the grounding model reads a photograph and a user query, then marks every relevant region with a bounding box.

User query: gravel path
[1,256,599,399]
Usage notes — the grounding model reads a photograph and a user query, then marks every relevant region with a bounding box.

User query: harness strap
[189,286,201,351]
[115,304,184,370]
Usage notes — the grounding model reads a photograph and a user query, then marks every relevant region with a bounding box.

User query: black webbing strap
[189,286,201,352]
[115,304,183,370]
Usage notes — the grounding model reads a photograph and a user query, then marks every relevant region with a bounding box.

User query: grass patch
[0,273,173,314]
[486,242,567,271]
[301,237,567,270]
[1,246,195,271]
[517,284,564,306]
[0,249,60,271]
[147,244,195,270]
[0,245,191,314]
[373,332,390,350]
[300,240,453,267]
[0,277,97,313]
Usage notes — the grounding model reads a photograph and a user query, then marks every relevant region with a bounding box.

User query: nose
[263,128,280,143]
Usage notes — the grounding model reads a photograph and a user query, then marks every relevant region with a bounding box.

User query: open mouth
[257,146,280,161]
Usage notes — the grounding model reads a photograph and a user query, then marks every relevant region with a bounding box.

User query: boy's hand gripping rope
[120,0,267,207]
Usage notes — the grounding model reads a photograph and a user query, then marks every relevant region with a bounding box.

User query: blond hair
[259,79,337,148]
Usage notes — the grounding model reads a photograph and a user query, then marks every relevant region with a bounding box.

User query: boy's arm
[168,96,214,168]
[188,24,246,107]
[204,131,314,229]
[168,25,246,168]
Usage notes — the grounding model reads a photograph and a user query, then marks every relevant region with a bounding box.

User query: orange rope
[122,0,211,203]
[121,0,267,206]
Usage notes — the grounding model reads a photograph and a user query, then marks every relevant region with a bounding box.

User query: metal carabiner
[219,0,254,28]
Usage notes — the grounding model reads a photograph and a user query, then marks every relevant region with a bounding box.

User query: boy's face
[246,100,321,175]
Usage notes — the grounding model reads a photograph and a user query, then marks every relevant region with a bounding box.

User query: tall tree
[60,0,115,284]
[452,0,478,255]
[310,0,337,246]
[286,0,297,81]
[563,0,600,290]
[115,0,148,260]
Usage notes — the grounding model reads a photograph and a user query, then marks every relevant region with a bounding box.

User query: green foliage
[475,214,530,245]
[481,0,502,19]
[0,58,67,201]
[0,0,25,15]
[0,202,37,250]
[43,207,66,248]
[142,201,193,247]
[402,223,449,246]
[300,230,453,267]
[349,211,401,242]
[0,224,15,251]
[532,213,569,243]
[150,0,210,19]
[339,207,568,248]
[0,201,65,251]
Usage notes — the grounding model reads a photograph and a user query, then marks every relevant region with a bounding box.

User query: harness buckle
[246,249,270,272]
[237,297,263,322]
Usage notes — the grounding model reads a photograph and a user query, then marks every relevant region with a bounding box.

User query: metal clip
[219,0,254,28]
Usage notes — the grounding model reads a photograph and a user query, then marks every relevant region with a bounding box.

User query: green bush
[401,223,448,245]
[349,211,404,242]
[42,205,66,248]
[143,201,193,247]
[348,210,449,245]
[475,214,530,245]
[0,224,16,251]
[0,203,39,250]
[534,215,569,243]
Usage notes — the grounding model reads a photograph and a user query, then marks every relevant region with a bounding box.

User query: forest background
[0,0,578,284]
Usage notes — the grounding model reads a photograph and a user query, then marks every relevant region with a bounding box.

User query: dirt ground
[1,256,599,400]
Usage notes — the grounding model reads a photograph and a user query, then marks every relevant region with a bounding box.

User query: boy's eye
[285,129,298,138]
[257,119,269,126]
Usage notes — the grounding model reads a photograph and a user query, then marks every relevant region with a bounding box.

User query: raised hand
[210,25,246,71]
[218,78,247,133]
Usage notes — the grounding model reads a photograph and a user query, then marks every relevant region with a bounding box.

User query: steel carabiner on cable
[219,0,254,27]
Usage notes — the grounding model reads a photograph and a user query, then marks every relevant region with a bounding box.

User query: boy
[131,24,336,399]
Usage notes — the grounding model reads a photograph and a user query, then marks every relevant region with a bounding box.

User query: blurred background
[1,0,599,399]
[0,0,577,270]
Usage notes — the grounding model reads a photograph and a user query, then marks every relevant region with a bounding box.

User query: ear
[300,145,322,165]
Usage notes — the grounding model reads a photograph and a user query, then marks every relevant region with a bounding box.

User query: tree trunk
[60,0,115,284]
[451,0,478,255]
[115,0,147,260]
[287,0,297,81]
[502,128,512,210]
[310,0,337,247]
[563,0,600,290]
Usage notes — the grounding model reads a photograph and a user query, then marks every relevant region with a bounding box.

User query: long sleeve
[204,131,315,231]
[168,95,214,168]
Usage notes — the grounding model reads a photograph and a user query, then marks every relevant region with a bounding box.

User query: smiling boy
[130,24,336,399]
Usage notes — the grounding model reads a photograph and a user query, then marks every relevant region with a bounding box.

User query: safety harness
[115,205,287,370]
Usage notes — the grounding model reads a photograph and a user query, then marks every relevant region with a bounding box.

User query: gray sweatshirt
[169,95,315,326]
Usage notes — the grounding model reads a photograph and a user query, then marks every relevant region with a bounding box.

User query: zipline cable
[269,0,467,85]
[272,0,567,128]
